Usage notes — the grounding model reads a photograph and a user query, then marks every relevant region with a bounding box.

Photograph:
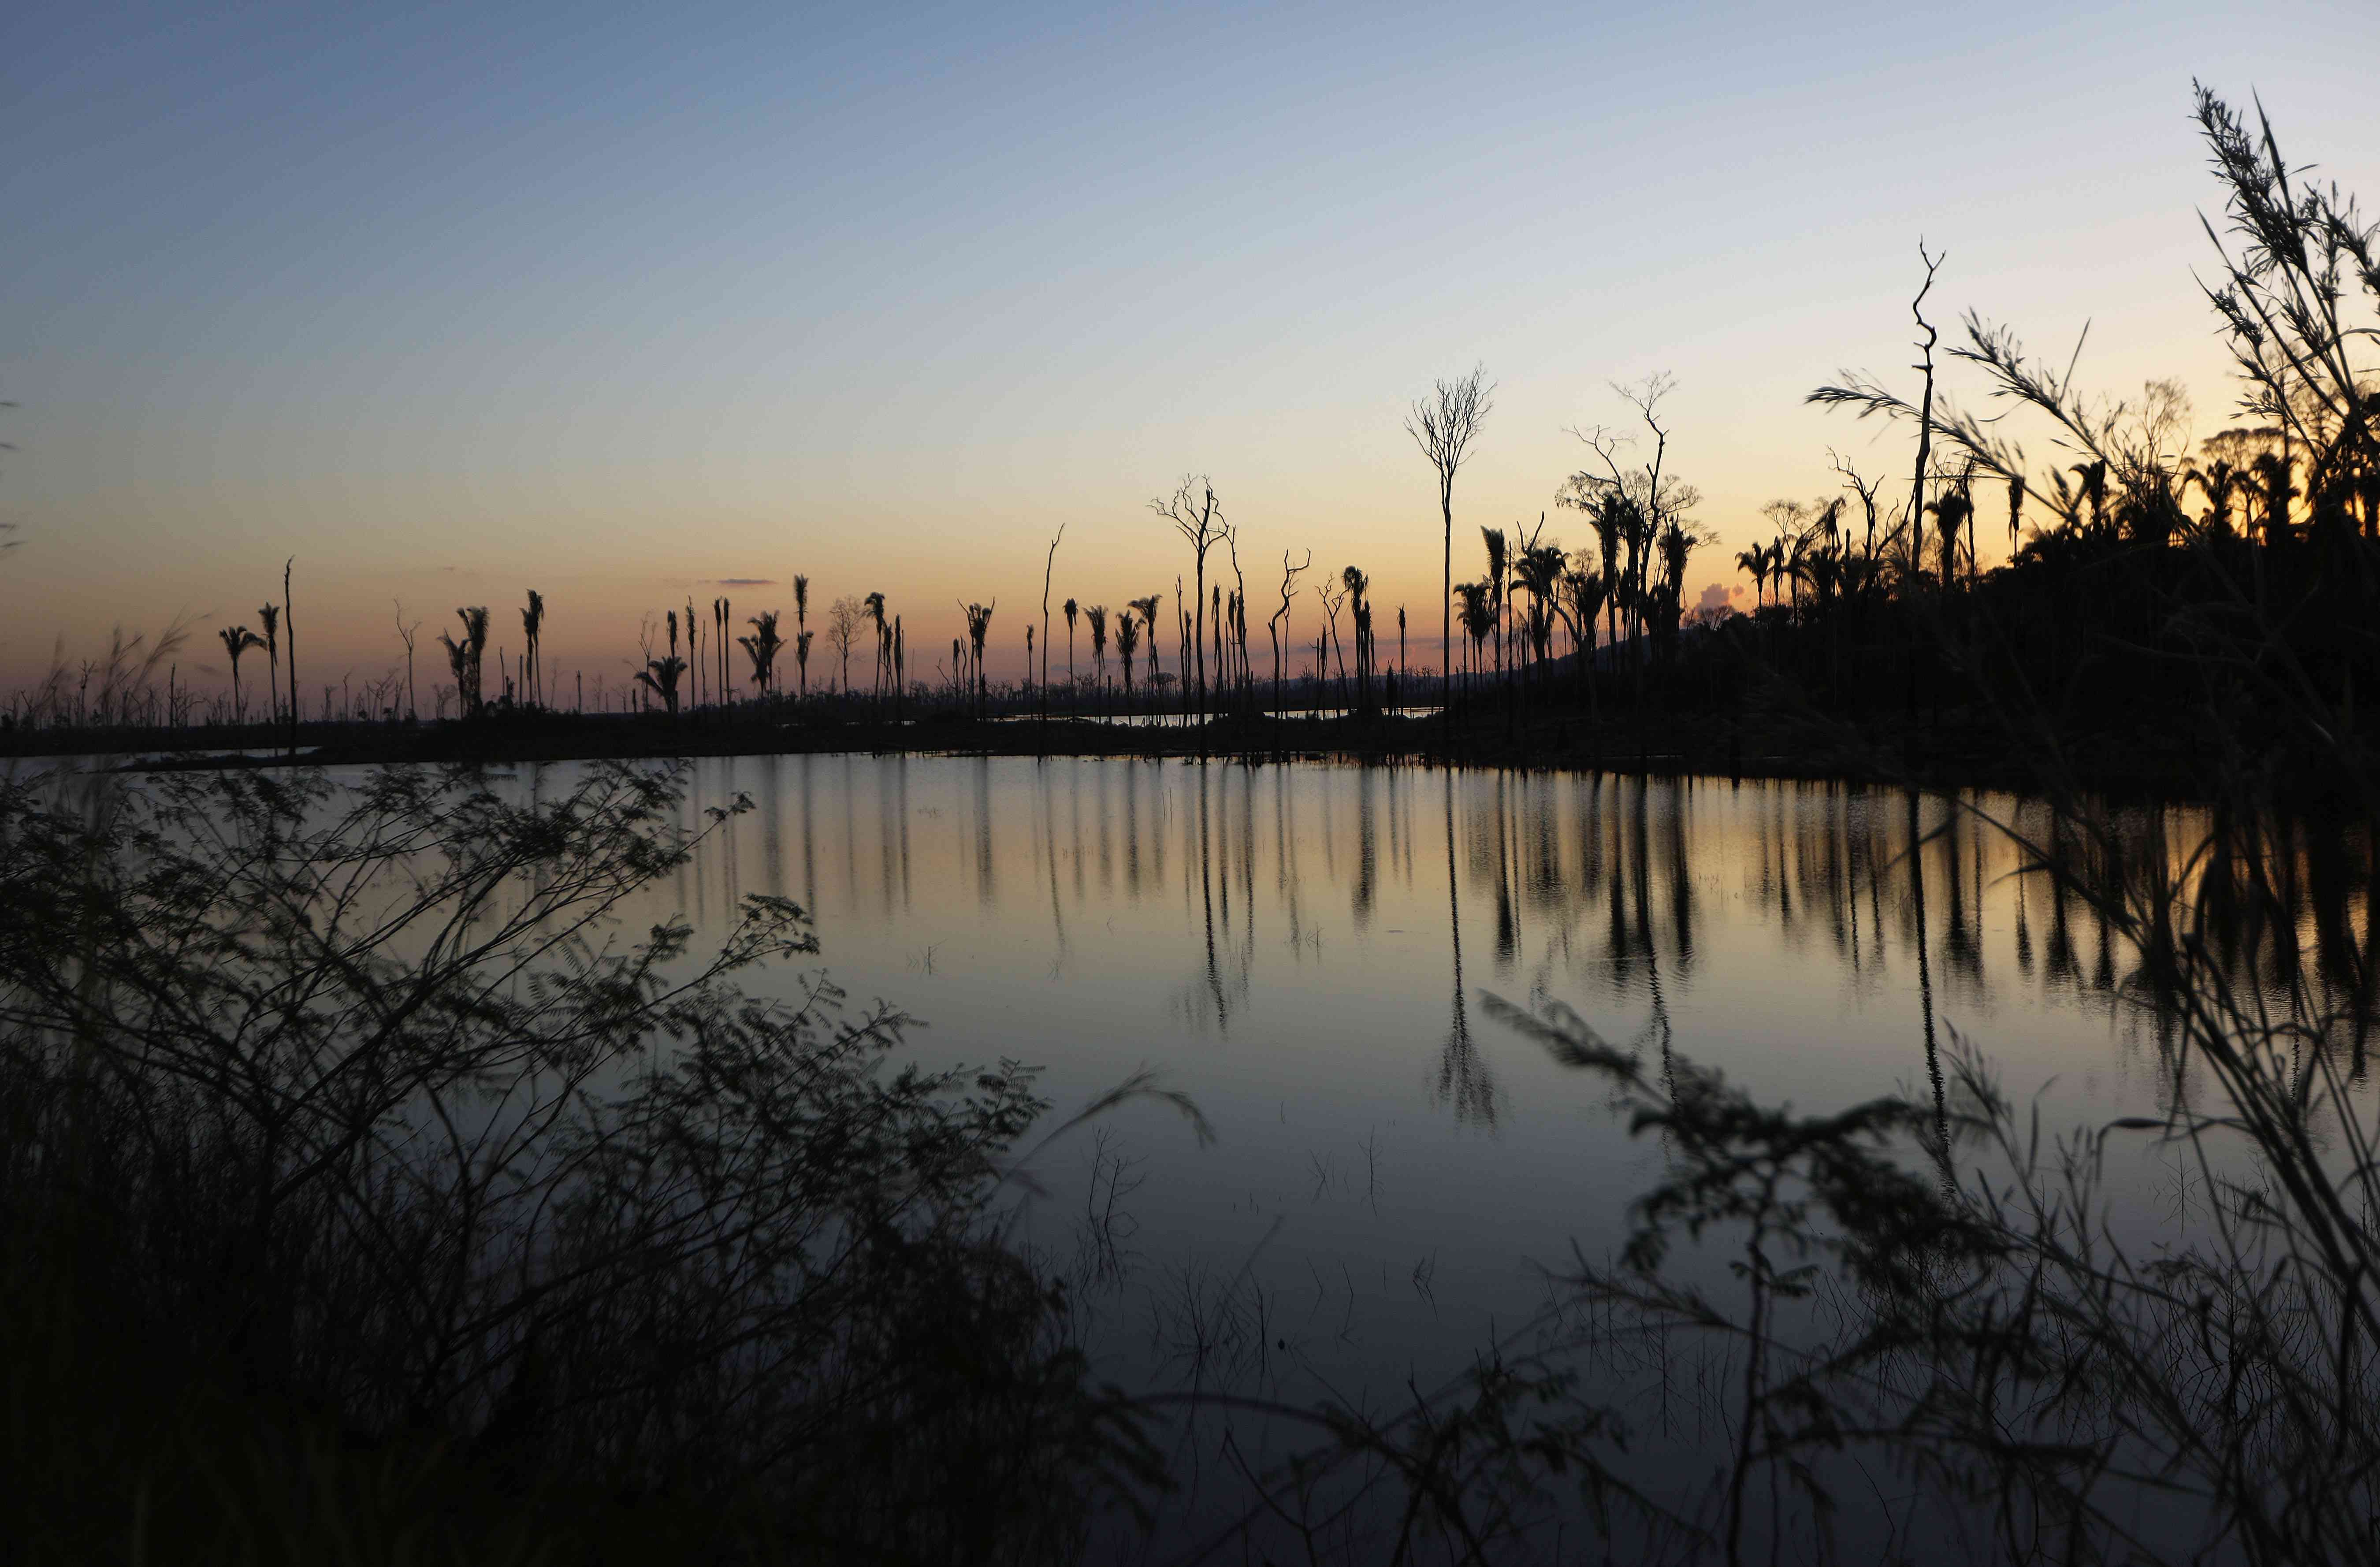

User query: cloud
[1695,582,1735,613]
[712,578,775,586]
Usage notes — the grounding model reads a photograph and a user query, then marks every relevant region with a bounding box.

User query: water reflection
[1437,769,1492,1126]
[647,757,2374,1141]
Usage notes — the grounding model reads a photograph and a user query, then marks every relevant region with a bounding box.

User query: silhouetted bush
[0,761,1159,1565]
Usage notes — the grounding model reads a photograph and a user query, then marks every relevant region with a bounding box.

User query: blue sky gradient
[7,0,2376,684]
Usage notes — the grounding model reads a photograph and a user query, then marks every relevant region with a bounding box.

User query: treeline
[7,83,2374,795]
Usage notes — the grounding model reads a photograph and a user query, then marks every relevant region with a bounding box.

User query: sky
[6,0,2377,698]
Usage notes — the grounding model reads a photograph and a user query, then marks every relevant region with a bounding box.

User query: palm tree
[1735,544,1769,612]
[862,593,888,699]
[1128,594,1163,696]
[739,610,785,696]
[2071,459,2111,538]
[1511,546,1563,683]
[1805,544,1842,613]
[1085,604,1108,701]
[2189,460,2242,539]
[1116,610,1141,705]
[1062,598,1079,705]
[713,597,729,706]
[1341,566,1372,710]
[792,576,810,695]
[634,654,687,716]
[1454,582,1495,694]
[217,625,263,723]
[1655,521,1694,644]
[1560,564,1607,699]
[520,589,545,707]
[1588,494,1629,667]
[1778,536,1810,619]
[963,601,995,717]
[253,602,281,724]
[1925,487,1973,591]
[438,606,491,717]
[1478,527,1508,684]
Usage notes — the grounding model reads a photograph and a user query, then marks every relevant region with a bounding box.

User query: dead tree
[1150,476,1230,725]
[1406,364,1494,691]
[1040,524,1064,718]
[1906,244,1945,588]
[1269,550,1310,705]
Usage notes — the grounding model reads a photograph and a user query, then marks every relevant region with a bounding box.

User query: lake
[78,746,2373,1555]
[623,755,2340,1353]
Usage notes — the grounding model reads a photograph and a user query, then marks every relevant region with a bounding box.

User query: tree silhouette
[393,602,420,720]
[217,626,263,724]
[1040,527,1063,714]
[1408,364,1494,689]
[1341,566,1372,712]
[281,558,299,746]
[825,596,864,694]
[1149,476,1230,724]
[1926,481,1974,590]
[962,600,995,717]
[1453,582,1492,693]
[1116,609,1141,704]
[1479,527,1508,684]
[1128,594,1163,699]
[739,610,785,697]
[863,592,889,700]
[1085,604,1108,701]
[712,597,730,707]
[253,602,281,725]
[1062,598,1078,708]
[437,606,491,717]
[634,654,687,716]
[792,576,810,697]
[520,589,545,707]
[1302,577,1341,709]
[1736,543,1771,611]
[1267,552,1308,701]
[1513,542,1565,685]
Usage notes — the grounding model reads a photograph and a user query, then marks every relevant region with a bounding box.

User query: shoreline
[0,703,2249,804]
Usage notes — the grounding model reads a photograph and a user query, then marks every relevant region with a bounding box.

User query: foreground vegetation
[0,761,1206,1564]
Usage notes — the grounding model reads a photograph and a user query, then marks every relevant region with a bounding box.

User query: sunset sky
[7,0,2376,696]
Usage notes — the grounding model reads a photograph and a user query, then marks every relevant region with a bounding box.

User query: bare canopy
[1406,365,1494,684]
[1149,476,1231,723]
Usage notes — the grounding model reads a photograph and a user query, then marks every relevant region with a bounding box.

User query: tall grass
[0,760,1168,1564]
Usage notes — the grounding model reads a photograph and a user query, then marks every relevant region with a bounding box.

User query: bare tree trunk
[282,559,298,757]
[1905,245,1943,724]
[1442,475,1454,690]
[1908,244,1943,592]
[1041,526,1062,724]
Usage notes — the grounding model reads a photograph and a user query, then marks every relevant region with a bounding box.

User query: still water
[612,753,2326,1400]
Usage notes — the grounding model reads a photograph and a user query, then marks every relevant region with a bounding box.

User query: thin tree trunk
[282,560,298,756]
